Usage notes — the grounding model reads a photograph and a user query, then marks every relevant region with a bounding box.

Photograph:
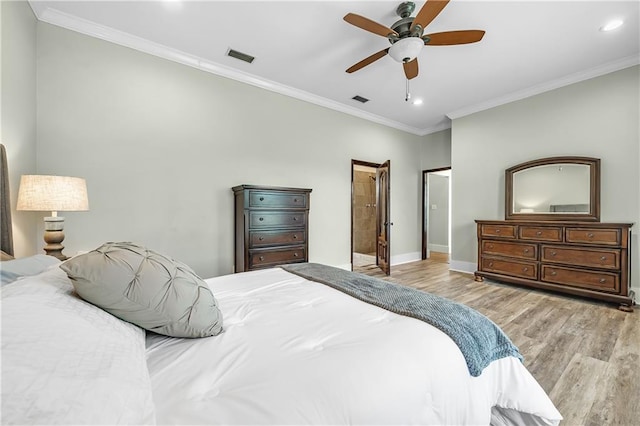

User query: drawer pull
[522,267,528,272]
[488,262,494,267]
[293,234,298,239]
[259,217,264,221]
[488,244,494,249]
[294,198,298,203]
[599,278,606,283]
[523,248,529,254]
[495,229,501,233]
[549,251,557,257]
[587,233,594,238]
[550,270,557,276]
[293,217,298,221]
[259,197,264,201]
[258,256,264,261]
[258,236,264,241]
[293,252,299,257]
[536,231,542,236]
[600,256,606,261]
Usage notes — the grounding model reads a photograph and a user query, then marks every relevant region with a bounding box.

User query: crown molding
[31,5,427,136]
[446,54,640,120]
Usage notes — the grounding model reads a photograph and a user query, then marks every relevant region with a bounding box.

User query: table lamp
[17,175,89,260]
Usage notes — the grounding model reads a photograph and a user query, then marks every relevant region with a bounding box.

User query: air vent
[227,48,255,64]
[352,95,369,103]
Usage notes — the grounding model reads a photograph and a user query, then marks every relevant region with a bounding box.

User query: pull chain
[405,78,411,102]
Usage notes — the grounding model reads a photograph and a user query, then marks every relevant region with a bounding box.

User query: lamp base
[43,216,68,261]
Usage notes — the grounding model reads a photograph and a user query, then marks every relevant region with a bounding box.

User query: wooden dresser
[233,185,311,272]
[475,220,634,310]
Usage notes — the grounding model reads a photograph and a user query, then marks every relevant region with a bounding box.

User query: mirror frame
[505,156,600,222]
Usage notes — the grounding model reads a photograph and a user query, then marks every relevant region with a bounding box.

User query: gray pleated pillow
[60,242,223,338]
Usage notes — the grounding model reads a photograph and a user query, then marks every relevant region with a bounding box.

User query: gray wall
[450,65,640,292]
[1,0,38,257]
[420,128,452,171]
[35,22,442,277]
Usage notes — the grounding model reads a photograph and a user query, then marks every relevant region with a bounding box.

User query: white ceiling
[29,1,640,135]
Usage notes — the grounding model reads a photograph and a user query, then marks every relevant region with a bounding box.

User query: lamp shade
[388,37,424,63]
[17,175,89,212]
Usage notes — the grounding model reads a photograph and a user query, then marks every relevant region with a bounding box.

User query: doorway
[422,167,451,262]
[351,159,391,275]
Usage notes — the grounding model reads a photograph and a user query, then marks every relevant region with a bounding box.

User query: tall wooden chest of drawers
[475,220,634,310]
[233,185,312,272]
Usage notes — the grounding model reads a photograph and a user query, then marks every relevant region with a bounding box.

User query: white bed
[1,259,562,425]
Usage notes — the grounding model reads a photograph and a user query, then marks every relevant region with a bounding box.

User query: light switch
[431,204,437,210]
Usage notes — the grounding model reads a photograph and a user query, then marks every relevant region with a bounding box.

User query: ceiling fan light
[388,37,424,63]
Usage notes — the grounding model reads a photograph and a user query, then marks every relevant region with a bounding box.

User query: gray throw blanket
[280,263,522,377]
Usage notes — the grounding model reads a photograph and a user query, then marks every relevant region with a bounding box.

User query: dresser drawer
[249,230,306,248]
[519,226,562,242]
[541,246,620,270]
[482,240,536,260]
[480,224,517,239]
[480,257,537,280]
[249,211,306,229]
[249,247,306,269]
[541,265,619,293]
[249,191,308,209]
[565,228,621,246]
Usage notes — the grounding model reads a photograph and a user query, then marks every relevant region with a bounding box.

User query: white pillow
[0,267,156,424]
[0,254,60,285]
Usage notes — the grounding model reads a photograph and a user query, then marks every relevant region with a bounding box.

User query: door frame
[422,167,452,260]
[351,159,381,271]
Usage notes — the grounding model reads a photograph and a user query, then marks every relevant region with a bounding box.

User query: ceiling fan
[344,0,485,81]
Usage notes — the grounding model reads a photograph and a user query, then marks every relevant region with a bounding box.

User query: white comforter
[146,267,561,425]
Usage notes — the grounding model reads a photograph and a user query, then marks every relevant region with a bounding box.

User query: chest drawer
[541,246,620,269]
[249,211,306,229]
[519,226,562,242]
[249,247,306,269]
[250,230,306,248]
[565,228,621,246]
[249,191,308,209]
[482,240,537,260]
[541,265,619,293]
[480,257,537,280]
[480,224,517,239]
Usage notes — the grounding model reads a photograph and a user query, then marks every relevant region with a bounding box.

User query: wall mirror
[505,156,600,221]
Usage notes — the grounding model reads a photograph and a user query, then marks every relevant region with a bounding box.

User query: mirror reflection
[512,163,590,214]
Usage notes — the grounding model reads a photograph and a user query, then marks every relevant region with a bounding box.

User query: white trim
[334,263,353,271]
[391,251,421,266]
[447,55,640,120]
[29,5,639,137]
[428,244,449,254]
[449,260,476,275]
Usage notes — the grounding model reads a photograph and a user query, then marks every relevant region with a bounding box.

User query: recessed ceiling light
[412,99,424,106]
[600,19,623,32]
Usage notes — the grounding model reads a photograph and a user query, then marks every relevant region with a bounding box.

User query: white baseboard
[449,260,476,275]
[391,252,421,266]
[335,263,353,271]
[428,244,449,253]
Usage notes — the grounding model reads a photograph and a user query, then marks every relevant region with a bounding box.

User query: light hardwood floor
[355,255,640,425]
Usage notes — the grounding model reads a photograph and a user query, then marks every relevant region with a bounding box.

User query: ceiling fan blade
[411,0,450,32]
[344,13,399,38]
[424,30,486,45]
[346,48,390,73]
[403,58,419,80]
